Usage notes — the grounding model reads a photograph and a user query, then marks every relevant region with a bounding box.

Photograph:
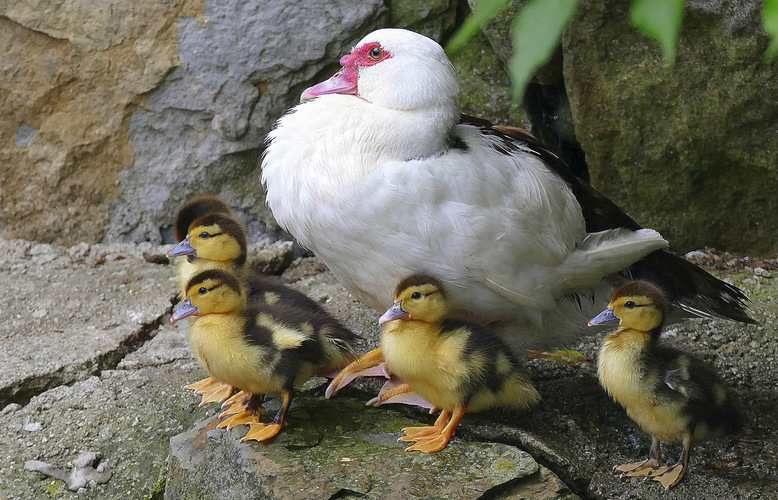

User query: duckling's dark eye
[624,301,636,309]
[199,231,212,239]
[198,287,208,295]
[368,47,383,60]
[410,292,421,299]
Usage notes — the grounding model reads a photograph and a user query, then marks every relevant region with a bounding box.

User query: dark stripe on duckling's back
[440,318,521,396]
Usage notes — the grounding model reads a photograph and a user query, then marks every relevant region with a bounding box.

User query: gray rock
[165,388,575,499]
[1,240,775,499]
[0,238,177,406]
[562,0,778,253]
[470,0,778,253]
[105,0,389,244]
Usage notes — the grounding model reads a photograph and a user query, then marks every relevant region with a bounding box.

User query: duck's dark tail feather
[628,250,757,324]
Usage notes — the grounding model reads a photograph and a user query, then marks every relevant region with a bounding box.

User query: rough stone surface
[104,0,462,245]
[165,390,575,499]
[450,31,531,128]
[0,238,177,405]
[470,0,778,254]
[1,239,776,499]
[1,0,465,246]
[562,0,778,254]
[0,0,205,245]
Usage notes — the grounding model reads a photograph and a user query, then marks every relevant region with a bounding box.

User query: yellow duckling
[168,198,242,405]
[331,275,540,453]
[168,211,247,294]
[173,195,232,243]
[168,200,351,412]
[171,268,359,442]
[589,280,744,489]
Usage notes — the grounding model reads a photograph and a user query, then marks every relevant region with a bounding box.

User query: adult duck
[262,28,754,349]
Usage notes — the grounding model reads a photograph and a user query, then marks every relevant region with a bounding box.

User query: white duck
[261,28,753,349]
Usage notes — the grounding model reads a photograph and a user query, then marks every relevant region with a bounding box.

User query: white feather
[261,29,668,349]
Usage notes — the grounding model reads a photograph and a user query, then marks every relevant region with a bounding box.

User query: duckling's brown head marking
[186,213,247,266]
[174,195,232,242]
[380,274,448,324]
[606,281,669,333]
[179,268,246,317]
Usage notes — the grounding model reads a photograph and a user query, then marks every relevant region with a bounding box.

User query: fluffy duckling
[589,281,744,489]
[332,275,540,453]
[169,201,351,410]
[168,198,240,405]
[171,268,359,442]
[168,211,247,294]
[173,194,232,242]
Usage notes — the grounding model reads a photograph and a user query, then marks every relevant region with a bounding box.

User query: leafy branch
[448,0,778,102]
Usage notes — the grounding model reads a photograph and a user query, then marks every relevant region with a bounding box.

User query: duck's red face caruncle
[300,42,392,101]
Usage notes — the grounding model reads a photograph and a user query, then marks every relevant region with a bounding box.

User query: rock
[103,0,461,245]
[165,387,575,499]
[0,0,197,245]
[562,0,778,254]
[1,241,776,499]
[246,240,295,276]
[449,30,530,128]
[469,0,777,253]
[0,238,177,406]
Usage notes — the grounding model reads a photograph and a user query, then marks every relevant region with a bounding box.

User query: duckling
[171,268,359,442]
[168,212,247,294]
[333,275,540,453]
[169,202,356,412]
[168,199,240,406]
[173,194,232,242]
[589,280,744,489]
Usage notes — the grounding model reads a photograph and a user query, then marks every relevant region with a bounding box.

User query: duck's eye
[199,231,212,239]
[410,292,421,299]
[624,301,636,309]
[198,287,208,295]
[368,47,383,60]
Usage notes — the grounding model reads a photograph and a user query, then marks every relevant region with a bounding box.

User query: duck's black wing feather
[459,115,755,324]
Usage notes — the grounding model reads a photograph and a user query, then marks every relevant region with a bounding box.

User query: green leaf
[764,0,778,61]
[508,0,579,102]
[446,0,513,55]
[630,0,685,67]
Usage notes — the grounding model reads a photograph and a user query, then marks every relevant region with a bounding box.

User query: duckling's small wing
[661,352,718,402]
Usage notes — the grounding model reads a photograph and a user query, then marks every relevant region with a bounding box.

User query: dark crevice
[478,469,541,499]
[328,488,369,499]
[523,82,589,183]
[454,425,594,499]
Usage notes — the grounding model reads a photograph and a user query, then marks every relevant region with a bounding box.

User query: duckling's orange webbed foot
[647,437,690,489]
[187,377,236,406]
[186,377,220,392]
[242,422,285,442]
[217,394,266,430]
[649,463,686,489]
[241,390,292,443]
[325,348,387,398]
[222,390,252,409]
[401,406,465,453]
[614,459,664,477]
[198,383,236,406]
[366,379,438,412]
